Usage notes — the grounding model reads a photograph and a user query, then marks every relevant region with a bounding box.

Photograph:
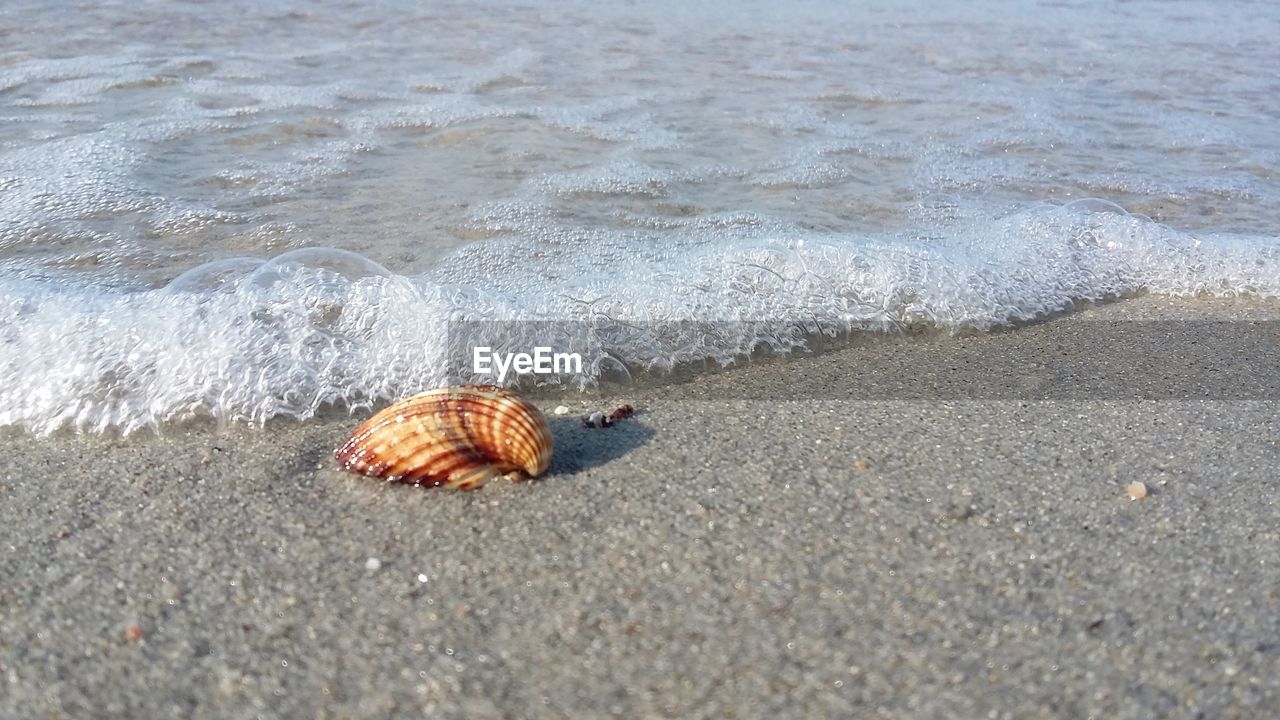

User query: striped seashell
[335,385,553,490]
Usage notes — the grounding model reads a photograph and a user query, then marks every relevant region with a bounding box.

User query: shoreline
[3,295,1279,718]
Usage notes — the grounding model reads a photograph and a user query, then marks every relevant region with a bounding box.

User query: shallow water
[2,0,1278,433]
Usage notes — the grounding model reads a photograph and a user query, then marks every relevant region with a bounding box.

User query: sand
[2,296,1278,719]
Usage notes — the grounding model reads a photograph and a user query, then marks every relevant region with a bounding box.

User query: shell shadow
[545,416,655,477]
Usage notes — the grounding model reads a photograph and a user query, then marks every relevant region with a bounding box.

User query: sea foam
[2,0,1278,434]
[1,201,1276,435]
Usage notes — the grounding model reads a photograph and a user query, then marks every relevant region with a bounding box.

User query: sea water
[1,0,1277,433]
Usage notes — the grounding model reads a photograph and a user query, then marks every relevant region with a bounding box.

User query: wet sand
[2,296,1278,719]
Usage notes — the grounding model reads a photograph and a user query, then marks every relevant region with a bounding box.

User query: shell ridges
[335,385,553,489]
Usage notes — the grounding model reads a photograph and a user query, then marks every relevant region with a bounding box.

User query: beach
[3,296,1278,719]
[4,0,1280,717]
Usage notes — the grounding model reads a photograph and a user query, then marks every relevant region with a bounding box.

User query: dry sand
[2,297,1278,718]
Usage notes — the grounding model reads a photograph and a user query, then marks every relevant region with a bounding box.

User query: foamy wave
[1,201,1276,435]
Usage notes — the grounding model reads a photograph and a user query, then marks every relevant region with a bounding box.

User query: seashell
[335,385,553,490]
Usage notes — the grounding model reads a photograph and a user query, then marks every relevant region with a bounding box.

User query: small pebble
[124,624,144,641]
[1126,481,1148,501]
[583,411,611,428]
[364,557,383,571]
[553,405,570,415]
[417,573,429,583]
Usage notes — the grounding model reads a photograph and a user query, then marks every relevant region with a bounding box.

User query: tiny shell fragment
[583,404,636,428]
[608,404,635,422]
[1126,481,1148,501]
[553,405,570,415]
